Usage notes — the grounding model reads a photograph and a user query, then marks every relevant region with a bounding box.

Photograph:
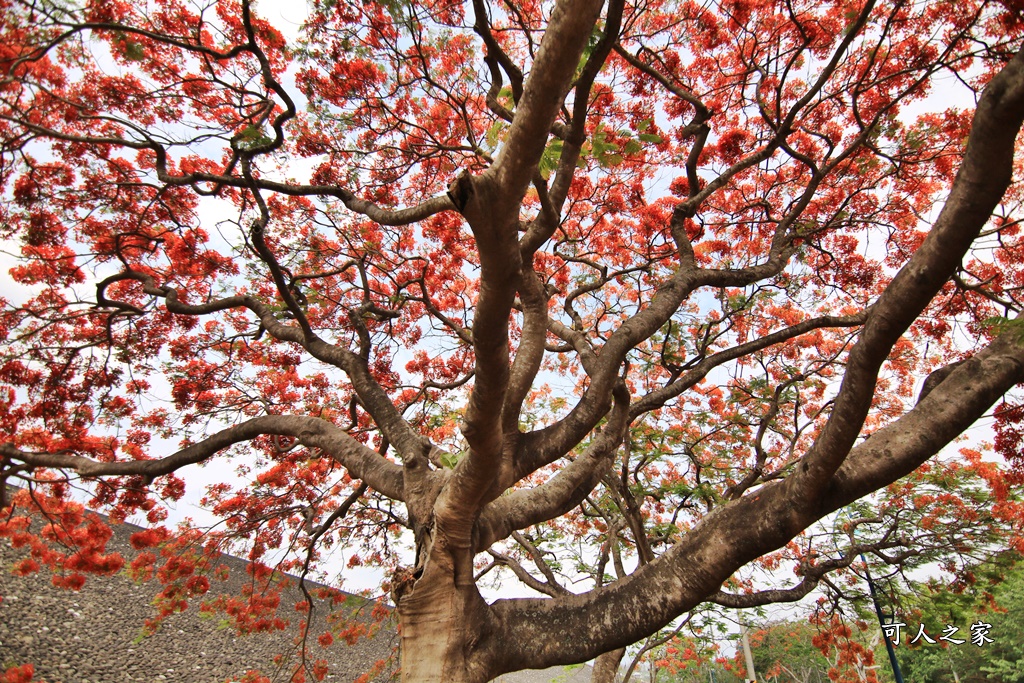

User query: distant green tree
[899,556,1024,683]
[750,621,831,683]
[656,661,743,683]
[977,570,1024,682]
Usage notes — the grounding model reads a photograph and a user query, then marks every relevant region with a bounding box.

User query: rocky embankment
[1,501,592,683]
[0,514,397,683]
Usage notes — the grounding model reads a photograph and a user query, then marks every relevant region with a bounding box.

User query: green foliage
[485,119,507,151]
[589,127,623,168]
[982,316,1024,342]
[899,557,1024,683]
[539,139,564,179]
[237,125,274,149]
[439,450,464,469]
[113,31,146,61]
[538,122,663,179]
[751,620,832,683]
[658,660,745,683]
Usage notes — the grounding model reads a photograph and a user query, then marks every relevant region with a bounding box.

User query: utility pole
[843,510,906,683]
[740,621,757,683]
[862,557,905,683]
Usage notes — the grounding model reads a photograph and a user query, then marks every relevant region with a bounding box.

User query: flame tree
[3,0,1024,681]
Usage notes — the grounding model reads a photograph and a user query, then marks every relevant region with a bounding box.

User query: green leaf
[539,139,563,179]
[440,450,465,469]
[237,124,274,149]
[497,85,514,109]
[638,132,663,144]
[485,119,506,150]
[590,129,617,157]
[240,125,262,140]
[114,31,146,61]
[983,316,1024,341]
[124,41,146,61]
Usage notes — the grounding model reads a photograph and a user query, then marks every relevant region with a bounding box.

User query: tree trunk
[592,648,626,683]
[397,562,496,683]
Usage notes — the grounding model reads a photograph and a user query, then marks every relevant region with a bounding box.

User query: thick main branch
[1,415,405,501]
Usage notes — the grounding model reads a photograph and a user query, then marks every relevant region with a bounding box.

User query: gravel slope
[1,514,398,683]
[1,506,592,683]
